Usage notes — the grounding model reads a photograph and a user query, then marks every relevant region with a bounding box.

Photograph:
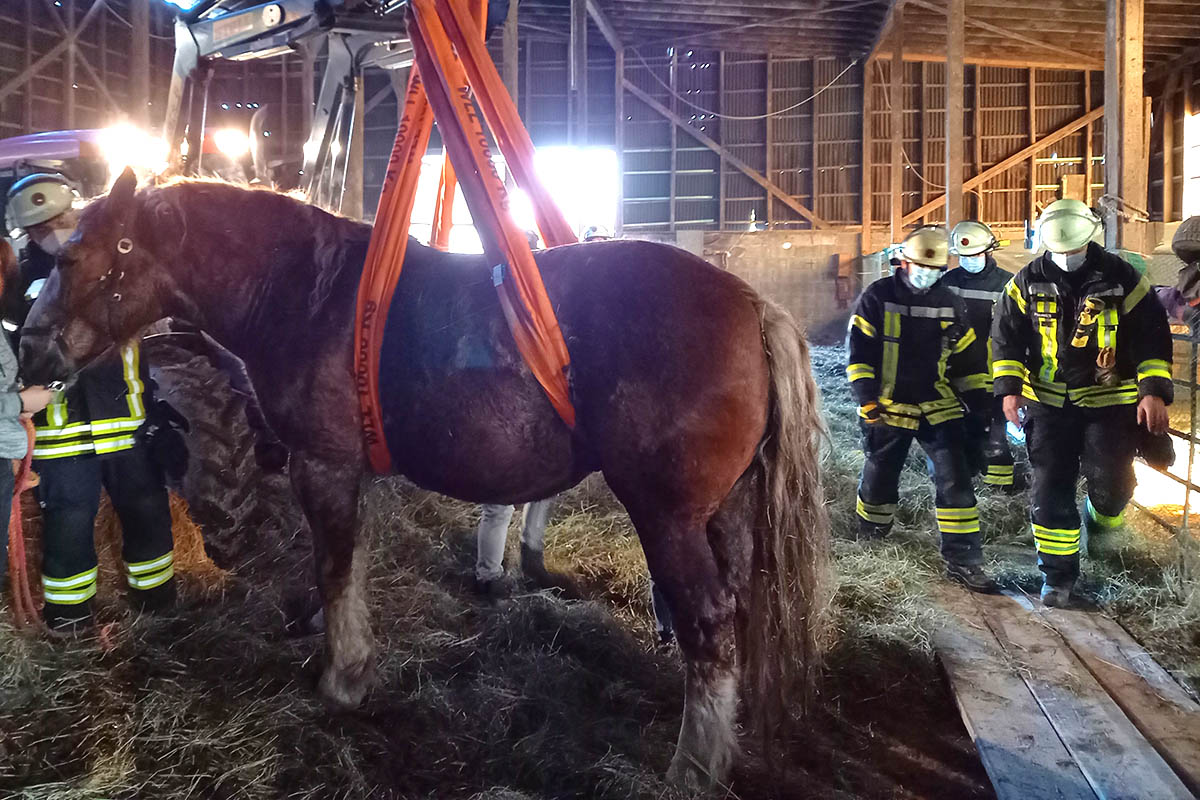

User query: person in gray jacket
[0,240,53,590]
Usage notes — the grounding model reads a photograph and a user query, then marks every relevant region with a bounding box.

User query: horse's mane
[125,178,372,319]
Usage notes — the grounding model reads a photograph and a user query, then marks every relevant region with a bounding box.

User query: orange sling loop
[7,420,43,630]
[430,158,456,251]
[354,0,576,473]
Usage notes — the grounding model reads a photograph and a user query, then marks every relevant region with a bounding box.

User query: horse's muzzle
[19,332,72,386]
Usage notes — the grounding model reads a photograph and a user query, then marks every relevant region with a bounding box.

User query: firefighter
[943,219,1023,491]
[6,173,175,630]
[991,199,1172,607]
[847,225,999,593]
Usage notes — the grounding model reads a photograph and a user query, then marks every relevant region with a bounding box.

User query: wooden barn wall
[1149,70,1200,225]
[867,61,1099,232]
[0,0,176,138]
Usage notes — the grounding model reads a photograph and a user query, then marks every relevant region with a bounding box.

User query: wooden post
[1162,74,1176,223]
[570,0,588,145]
[502,0,520,104]
[131,0,151,126]
[65,0,75,129]
[973,64,983,218]
[669,49,677,231]
[945,0,965,228]
[862,58,874,252]
[766,53,774,225]
[1028,68,1037,223]
[1105,0,1146,252]
[616,45,625,235]
[919,61,927,209]
[1084,71,1094,206]
[718,50,726,230]
[890,7,904,242]
[811,57,819,225]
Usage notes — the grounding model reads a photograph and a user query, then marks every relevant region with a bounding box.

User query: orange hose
[7,418,43,630]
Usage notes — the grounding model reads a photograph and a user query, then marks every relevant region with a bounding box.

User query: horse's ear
[108,167,138,215]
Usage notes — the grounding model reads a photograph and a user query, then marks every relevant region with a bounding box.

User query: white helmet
[582,224,611,242]
[1038,199,1100,253]
[950,220,999,256]
[6,173,76,230]
[900,225,950,268]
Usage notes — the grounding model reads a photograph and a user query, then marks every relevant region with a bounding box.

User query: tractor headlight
[99,124,169,182]
[213,128,250,159]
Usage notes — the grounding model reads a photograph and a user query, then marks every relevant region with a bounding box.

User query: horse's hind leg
[290,453,376,709]
[634,507,741,791]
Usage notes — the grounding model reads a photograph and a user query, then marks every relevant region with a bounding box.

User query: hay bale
[16,487,229,607]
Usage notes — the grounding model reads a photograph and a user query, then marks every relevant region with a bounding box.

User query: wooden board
[1012,594,1200,796]
[972,592,1193,800]
[932,588,1095,800]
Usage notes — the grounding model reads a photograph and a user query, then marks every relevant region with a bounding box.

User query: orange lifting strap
[354,0,578,474]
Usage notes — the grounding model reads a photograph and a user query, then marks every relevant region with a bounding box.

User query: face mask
[906,264,944,291]
[958,254,987,273]
[36,228,72,255]
[1050,250,1088,271]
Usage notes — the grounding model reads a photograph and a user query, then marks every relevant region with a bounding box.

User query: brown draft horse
[20,168,831,790]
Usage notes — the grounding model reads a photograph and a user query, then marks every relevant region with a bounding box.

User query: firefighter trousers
[856,418,984,566]
[36,444,175,628]
[1024,401,1138,588]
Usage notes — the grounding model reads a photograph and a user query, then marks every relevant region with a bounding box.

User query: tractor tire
[147,339,291,570]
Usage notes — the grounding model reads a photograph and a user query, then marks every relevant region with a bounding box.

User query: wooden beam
[1146,42,1200,85]
[862,58,874,249]
[766,53,774,226]
[585,0,622,50]
[903,105,1105,225]
[867,0,903,63]
[502,0,520,103]
[946,0,965,227]
[616,45,625,235]
[1162,71,1180,222]
[131,0,150,127]
[669,50,677,230]
[973,64,983,217]
[902,49,1103,72]
[717,50,725,230]
[1105,0,1146,252]
[1084,71,1094,206]
[569,0,588,144]
[810,57,818,224]
[623,78,830,228]
[907,0,1099,68]
[1028,68,1037,223]
[890,8,904,242]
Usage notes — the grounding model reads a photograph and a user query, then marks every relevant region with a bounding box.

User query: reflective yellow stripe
[937,506,979,520]
[1122,276,1150,313]
[1069,381,1139,408]
[881,310,901,400]
[1033,522,1081,555]
[33,440,97,458]
[127,552,174,575]
[35,422,93,440]
[1086,498,1124,529]
[951,327,977,354]
[986,465,1014,475]
[122,344,146,420]
[926,407,965,425]
[1005,279,1027,313]
[982,465,1014,486]
[952,373,990,392]
[936,507,980,534]
[43,583,98,605]
[846,363,877,382]
[850,314,877,338]
[47,395,67,428]
[41,567,99,590]
[93,435,138,455]
[1137,359,1172,382]
[1097,308,1117,351]
[856,497,896,524]
[1022,378,1068,407]
[1035,296,1060,383]
[992,359,1026,379]
[128,565,174,590]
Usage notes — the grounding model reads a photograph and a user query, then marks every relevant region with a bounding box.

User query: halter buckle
[116,238,134,254]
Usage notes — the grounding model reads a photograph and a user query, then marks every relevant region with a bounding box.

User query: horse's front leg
[290,452,375,709]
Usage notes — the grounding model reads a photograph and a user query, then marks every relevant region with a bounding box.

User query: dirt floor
[1,342,1196,799]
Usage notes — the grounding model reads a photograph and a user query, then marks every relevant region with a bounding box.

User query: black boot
[857,520,892,541]
[1040,581,1073,608]
[129,579,177,614]
[945,562,1000,594]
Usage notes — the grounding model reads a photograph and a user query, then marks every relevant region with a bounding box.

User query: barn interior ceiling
[521,0,1200,74]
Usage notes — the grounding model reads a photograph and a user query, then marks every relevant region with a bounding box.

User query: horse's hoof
[317,656,376,711]
[530,569,583,599]
[666,755,710,794]
[285,606,326,638]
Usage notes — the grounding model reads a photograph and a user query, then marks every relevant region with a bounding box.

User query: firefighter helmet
[1038,198,1100,253]
[950,220,999,256]
[6,173,76,230]
[1172,215,1200,263]
[899,225,950,268]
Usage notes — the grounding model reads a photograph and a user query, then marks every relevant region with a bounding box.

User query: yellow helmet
[950,220,998,256]
[1038,199,1100,253]
[900,225,950,268]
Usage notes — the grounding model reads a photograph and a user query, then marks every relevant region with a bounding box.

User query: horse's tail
[742,295,833,744]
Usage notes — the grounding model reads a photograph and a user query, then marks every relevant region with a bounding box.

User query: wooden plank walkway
[933,589,1198,800]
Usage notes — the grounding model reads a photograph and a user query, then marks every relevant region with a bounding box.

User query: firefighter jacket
[940,256,1010,372]
[16,243,150,461]
[846,273,991,430]
[990,242,1173,409]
